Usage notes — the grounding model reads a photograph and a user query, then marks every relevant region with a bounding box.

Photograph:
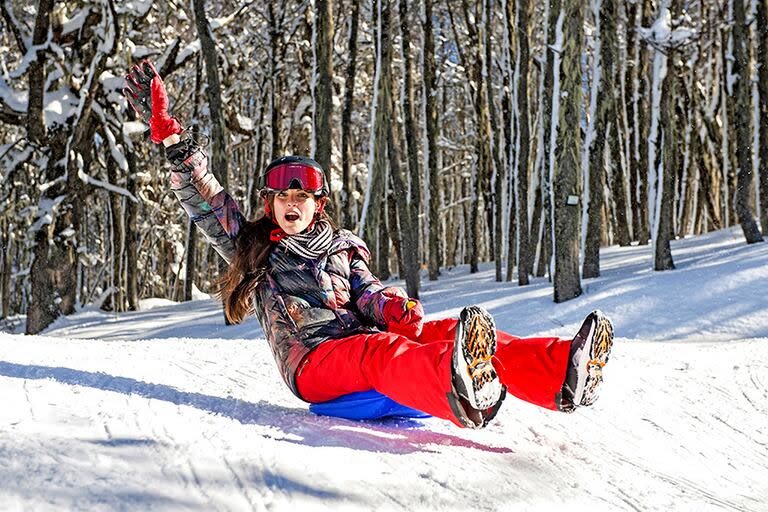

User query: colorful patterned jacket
[166,140,402,397]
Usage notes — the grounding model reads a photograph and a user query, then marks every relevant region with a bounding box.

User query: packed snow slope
[1,227,766,511]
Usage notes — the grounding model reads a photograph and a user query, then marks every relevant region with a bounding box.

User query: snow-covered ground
[1,227,767,511]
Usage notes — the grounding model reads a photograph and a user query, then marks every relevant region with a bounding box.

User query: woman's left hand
[123,60,183,144]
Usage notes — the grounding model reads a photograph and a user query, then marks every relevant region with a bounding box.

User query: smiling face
[271,189,322,234]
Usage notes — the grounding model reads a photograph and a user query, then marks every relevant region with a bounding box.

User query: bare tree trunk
[609,119,631,245]
[654,1,678,271]
[423,0,441,280]
[184,54,204,302]
[584,0,621,278]
[515,0,531,285]
[104,151,126,312]
[380,0,419,297]
[341,0,360,230]
[27,0,117,333]
[502,0,516,282]
[362,0,389,279]
[732,0,764,243]
[538,0,558,279]
[722,20,737,227]
[1,218,11,319]
[313,0,335,203]
[758,0,768,235]
[26,0,53,145]
[635,0,653,245]
[268,4,281,158]
[399,0,421,219]
[25,0,57,334]
[552,0,583,302]
[125,150,140,311]
[193,0,228,191]
[452,0,492,274]
[193,0,229,294]
[625,0,640,241]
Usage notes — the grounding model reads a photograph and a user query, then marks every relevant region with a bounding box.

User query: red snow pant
[295,318,572,427]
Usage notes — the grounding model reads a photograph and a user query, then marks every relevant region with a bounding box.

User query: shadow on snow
[0,361,512,456]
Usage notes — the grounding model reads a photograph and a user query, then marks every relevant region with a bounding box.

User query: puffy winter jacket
[166,140,401,397]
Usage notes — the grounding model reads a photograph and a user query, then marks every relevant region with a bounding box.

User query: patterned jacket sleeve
[166,139,244,264]
[348,252,406,329]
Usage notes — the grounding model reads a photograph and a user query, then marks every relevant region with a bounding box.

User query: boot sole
[453,306,502,410]
[573,311,614,407]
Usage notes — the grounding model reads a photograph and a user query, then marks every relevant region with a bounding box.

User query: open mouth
[285,212,300,222]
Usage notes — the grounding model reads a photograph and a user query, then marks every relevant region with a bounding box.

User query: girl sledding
[124,60,614,429]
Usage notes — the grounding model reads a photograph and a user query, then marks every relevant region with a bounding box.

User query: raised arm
[123,60,243,264]
[165,139,244,264]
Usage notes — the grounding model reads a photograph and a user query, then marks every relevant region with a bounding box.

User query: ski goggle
[262,162,326,195]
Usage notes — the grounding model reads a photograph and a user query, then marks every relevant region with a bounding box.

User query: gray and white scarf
[277,220,333,259]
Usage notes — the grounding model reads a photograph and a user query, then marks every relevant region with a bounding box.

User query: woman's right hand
[383,295,424,338]
[123,60,183,144]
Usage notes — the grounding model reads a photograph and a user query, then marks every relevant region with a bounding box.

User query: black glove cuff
[165,137,195,166]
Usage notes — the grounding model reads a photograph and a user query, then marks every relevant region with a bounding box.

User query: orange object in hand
[406,300,417,311]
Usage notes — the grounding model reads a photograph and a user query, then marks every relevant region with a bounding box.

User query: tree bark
[515,0,531,285]
[313,0,335,201]
[732,0,764,243]
[184,54,204,302]
[654,1,678,271]
[341,0,360,229]
[538,0,558,279]
[193,0,228,191]
[552,0,583,302]
[362,0,389,279]
[584,0,620,278]
[758,0,768,235]
[26,0,53,144]
[27,0,117,333]
[268,4,282,158]
[494,0,517,281]
[382,0,419,297]
[1,218,11,319]
[125,149,140,311]
[454,0,492,274]
[635,0,653,245]
[104,149,126,312]
[423,0,441,280]
[399,0,421,219]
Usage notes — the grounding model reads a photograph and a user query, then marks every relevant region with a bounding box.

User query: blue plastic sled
[309,390,431,420]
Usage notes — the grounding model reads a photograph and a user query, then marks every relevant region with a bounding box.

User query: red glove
[123,60,183,144]
[383,296,424,338]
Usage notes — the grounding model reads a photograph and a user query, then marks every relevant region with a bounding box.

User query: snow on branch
[156,1,254,75]
[29,195,67,232]
[77,165,138,203]
[102,126,129,172]
[115,0,152,17]
[638,7,697,52]
[0,76,28,113]
[0,1,30,53]
[0,141,33,184]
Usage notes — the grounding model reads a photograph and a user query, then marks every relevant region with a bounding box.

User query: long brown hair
[216,196,335,324]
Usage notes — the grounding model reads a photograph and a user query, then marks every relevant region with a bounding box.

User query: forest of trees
[1,0,766,335]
